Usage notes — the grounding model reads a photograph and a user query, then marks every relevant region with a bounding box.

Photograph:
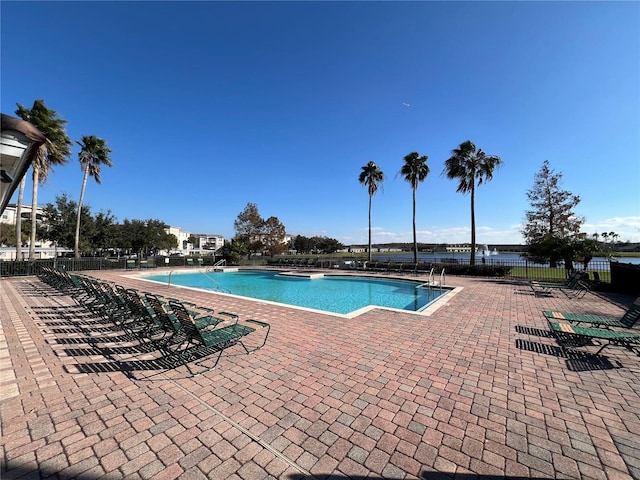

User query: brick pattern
[1,271,639,479]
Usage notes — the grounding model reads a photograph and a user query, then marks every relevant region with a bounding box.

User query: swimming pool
[143,270,448,316]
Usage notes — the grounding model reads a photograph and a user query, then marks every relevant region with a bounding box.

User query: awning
[0,113,46,215]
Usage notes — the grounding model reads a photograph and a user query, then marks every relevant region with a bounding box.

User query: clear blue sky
[2,1,639,245]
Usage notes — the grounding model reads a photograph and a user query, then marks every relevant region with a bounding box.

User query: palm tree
[399,152,430,264]
[14,177,27,260]
[74,135,113,258]
[358,161,384,262]
[15,100,72,260]
[443,140,502,265]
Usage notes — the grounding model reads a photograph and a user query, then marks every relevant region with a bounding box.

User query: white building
[445,243,473,253]
[0,204,59,260]
[163,227,226,256]
[164,226,192,255]
[192,233,224,252]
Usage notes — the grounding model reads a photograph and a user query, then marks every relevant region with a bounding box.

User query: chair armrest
[245,319,270,329]
[218,311,239,323]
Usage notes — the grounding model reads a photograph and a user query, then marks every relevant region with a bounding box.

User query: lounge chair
[166,300,270,373]
[530,271,589,298]
[144,293,224,331]
[543,298,640,330]
[547,319,640,355]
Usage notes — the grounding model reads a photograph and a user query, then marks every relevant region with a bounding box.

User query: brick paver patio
[1,269,639,479]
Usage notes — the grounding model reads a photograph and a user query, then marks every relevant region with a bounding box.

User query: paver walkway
[1,269,639,479]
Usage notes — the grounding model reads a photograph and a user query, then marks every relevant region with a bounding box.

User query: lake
[370,252,640,267]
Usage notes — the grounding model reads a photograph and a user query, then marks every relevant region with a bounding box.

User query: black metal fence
[0,255,222,278]
[0,255,617,285]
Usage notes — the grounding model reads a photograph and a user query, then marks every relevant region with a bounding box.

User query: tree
[522,160,583,266]
[358,161,384,262]
[220,241,246,265]
[188,235,199,249]
[233,203,265,258]
[399,151,430,263]
[233,203,288,258]
[42,194,81,250]
[443,140,502,265]
[14,177,26,260]
[91,210,118,255]
[15,100,72,261]
[0,223,17,247]
[144,219,176,255]
[312,236,344,254]
[120,219,148,257]
[118,218,176,257]
[75,135,112,258]
[293,235,313,254]
[262,216,287,257]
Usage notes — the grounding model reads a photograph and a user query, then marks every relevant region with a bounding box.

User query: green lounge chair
[167,300,270,373]
[544,298,640,330]
[547,319,640,355]
[530,271,589,298]
[144,293,224,331]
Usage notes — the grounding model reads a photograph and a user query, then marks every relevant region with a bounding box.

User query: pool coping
[125,267,463,319]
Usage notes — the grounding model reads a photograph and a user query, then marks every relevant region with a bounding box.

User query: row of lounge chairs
[529,270,590,298]
[544,298,640,355]
[37,266,270,376]
[267,257,445,277]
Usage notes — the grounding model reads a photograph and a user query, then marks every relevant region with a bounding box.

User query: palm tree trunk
[470,184,476,266]
[412,188,417,264]
[15,176,26,261]
[75,167,89,258]
[368,194,372,262]
[28,169,40,261]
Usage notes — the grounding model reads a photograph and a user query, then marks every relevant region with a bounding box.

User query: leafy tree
[120,219,148,257]
[188,234,199,249]
[314,236,343,254]
[75,135,113,258]
[522,160,583,267]
[293,235,313,254]
[145,219,177,255]
[443,140,502,265]
[15,100,72,260]
[42,194,82,250]
[358,161,384,262]
[399,151,430,263]
[0,222,17,247]
[233,203,265,258]
[291,235,344,254]
[262,216,287,257]
[120,219,175,257]
[91,210,119,255]
[571,234,603,271]
[232,203,288,258]
[220,241,247,265]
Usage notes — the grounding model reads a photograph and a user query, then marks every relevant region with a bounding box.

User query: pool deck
[1,269,639,479]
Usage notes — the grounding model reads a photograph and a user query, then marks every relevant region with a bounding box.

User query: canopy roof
[0,113,46,215]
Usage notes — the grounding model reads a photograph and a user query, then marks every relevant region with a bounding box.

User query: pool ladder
[417,268,445,289]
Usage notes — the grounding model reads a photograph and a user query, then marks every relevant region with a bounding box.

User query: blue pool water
[144,270,446,315]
